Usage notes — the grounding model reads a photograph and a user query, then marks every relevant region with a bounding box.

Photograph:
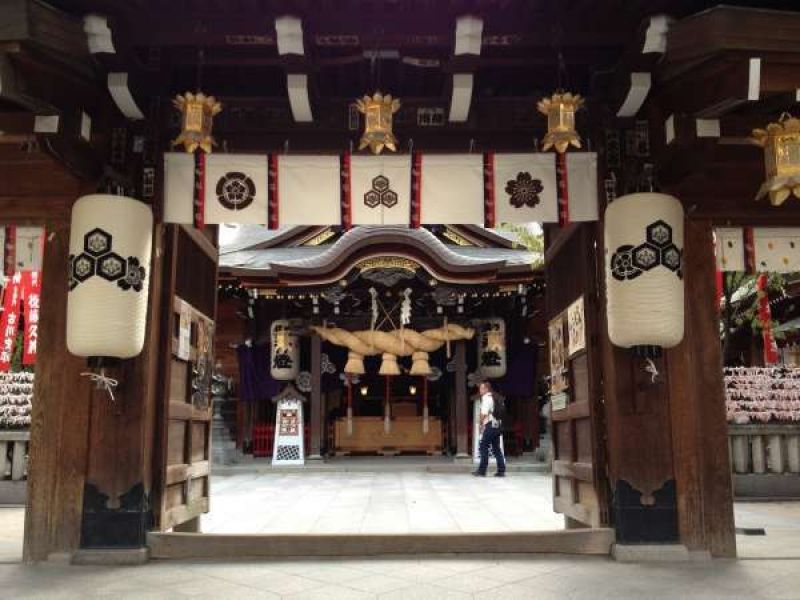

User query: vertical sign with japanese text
[23,271,41,365]
[0,272,23,371]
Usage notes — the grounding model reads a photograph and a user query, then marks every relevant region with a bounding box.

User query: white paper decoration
[477,318,506,379]
[67,194,153,359]
[605,193,684,350]
[270,319,299,380]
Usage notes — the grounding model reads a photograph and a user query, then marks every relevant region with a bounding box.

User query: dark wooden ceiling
[47,0,800,102]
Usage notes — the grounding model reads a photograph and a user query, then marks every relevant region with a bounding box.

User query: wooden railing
[729,424,800,497]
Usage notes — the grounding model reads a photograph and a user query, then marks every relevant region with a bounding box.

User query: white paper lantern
[605,193,684,351]
[270,319,299,380]
[67,194,153,359]
[478,318,506,378]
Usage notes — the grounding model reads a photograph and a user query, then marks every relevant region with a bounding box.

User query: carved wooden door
[155,225,218,531]
[545,224,609,528]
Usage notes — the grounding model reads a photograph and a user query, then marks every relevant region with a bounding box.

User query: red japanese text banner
[0,272,23,371]
[23,270,41,365]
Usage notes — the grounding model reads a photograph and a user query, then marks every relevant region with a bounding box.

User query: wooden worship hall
[2,0,800,564]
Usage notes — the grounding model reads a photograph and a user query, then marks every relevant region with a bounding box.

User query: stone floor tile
[283,583,377,600]
[433,570,506,593]
[344,573,417,593]
[378,583,474,600]
[474,582,564,600]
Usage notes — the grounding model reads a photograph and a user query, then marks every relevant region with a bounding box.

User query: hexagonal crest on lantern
[364,190,381,208]
[632,242,660,271]
[96,252,126,281]
[372,175,390,192]
[661,244,682,272]
[381,190,399,207]
[73,252,96,282]
[84,228,112,257]
[646,220,672,248]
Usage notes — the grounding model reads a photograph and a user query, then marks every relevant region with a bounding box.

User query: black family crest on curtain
[364,175,398,208]
[216,171,256,210]
[505,172,543,208]
[68,228,147,292]
[610,220,682,282]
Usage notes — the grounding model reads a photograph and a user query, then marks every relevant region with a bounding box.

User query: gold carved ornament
[537,92,584,153]
[355,91,400,155]
[172,92,222,153]
[751,113,800,206]
[356,257,418,273]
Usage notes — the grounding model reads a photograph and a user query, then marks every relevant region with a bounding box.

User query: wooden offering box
[333,416,442,456]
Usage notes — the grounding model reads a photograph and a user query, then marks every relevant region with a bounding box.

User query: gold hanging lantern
[751,113,800,206]
[537,92,584,153]
[172,92,222,153]
[355,91,400,154]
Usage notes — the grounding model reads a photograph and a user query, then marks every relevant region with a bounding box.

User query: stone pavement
[1,472,799,598]
[734,501,800,559]
[1,554,800,599]
[203,471,564,534]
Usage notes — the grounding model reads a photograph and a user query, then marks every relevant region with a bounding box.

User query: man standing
[473,380,506,477]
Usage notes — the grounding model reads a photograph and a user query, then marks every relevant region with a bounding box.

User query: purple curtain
[237,343,281,403]
[501,344,537,396]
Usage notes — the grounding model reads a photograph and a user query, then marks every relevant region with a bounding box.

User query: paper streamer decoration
[67,194,153,359]
[605,193,684,351]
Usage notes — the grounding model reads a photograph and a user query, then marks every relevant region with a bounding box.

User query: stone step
[147,528,615,560]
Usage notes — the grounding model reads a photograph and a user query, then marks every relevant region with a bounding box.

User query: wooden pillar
[77,225,164,549]
[666,219,736,557]
[24,222,91,561]
[455,341,469,457]
[309,335,322,458]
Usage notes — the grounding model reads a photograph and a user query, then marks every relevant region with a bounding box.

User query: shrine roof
[219,225,540,280]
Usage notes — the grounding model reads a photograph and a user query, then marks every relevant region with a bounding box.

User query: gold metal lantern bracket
[751,113,800,206]
[172,92,222,154]
[355,91,401,155]
[537,91,584,153]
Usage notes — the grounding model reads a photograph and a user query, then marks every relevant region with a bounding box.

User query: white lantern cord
[80,369,119,403]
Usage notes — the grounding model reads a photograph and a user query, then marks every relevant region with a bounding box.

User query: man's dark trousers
[477,425,506,475]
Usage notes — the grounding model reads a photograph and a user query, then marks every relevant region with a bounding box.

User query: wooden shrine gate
[153,226,218,531]
[545,223,609,528]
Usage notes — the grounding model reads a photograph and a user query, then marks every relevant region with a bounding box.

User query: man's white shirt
[480,393,499,428]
